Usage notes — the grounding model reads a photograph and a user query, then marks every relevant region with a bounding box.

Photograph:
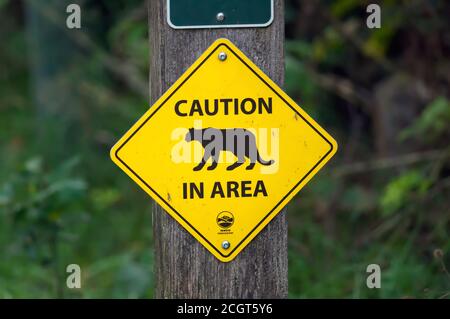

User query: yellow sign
[110,39,337,262]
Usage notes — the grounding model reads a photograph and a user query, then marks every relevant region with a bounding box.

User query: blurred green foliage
[0,0,449,298]
[401,97,450,142]
[285,0,449,299]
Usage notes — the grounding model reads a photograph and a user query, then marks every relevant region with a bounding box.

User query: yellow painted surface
[110,38,337,262]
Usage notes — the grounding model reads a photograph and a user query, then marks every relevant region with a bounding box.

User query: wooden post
[148,0,287,298]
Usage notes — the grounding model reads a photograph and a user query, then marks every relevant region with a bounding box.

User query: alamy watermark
[171,120,280,175]
[366,4,381,29]
[66,264,81,289]
[366,264,381,289]
[66,4,81,29]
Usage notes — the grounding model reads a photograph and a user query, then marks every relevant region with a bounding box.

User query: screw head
[222,240,230,250]
[218,52,227,61]
[216,12,225,22]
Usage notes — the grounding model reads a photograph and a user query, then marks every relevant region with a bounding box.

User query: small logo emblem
[217,211,234,229]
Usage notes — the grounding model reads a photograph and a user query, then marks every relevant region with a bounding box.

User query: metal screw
[222,240,230,250]
[218,52,227,61]
[216,12,225,22]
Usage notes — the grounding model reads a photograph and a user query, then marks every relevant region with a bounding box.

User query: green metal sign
[167,0,274,29]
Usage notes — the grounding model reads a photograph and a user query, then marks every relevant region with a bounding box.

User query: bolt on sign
[110,39,337,262]
[167,0,274,29]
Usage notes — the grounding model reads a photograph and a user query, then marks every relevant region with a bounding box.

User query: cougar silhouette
[185,128,274,171]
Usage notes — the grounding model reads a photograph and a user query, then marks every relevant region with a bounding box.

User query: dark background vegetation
[0,0,448,298]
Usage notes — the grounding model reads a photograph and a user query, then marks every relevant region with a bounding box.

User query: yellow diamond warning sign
[110,38,337,262]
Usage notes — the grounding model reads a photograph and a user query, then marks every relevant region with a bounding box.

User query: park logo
[217,211,234,230]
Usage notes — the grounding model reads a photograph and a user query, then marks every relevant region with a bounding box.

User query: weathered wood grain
[148,0,287,298]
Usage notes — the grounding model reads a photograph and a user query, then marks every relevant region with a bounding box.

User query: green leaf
[90,188,121,211]
[363,21,399,59]
[24,157,43,174]
[380,170,431,216]
[400,97,450,142]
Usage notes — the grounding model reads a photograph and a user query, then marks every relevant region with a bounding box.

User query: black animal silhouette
[185,128,274,171]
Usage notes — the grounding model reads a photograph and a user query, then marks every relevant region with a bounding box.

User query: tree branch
[333,149,449,177]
